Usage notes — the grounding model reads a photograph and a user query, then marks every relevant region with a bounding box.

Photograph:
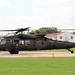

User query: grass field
[0,48,75,52]
[20,48,75,52]
[0,57,75,75]
[17,48,75,52]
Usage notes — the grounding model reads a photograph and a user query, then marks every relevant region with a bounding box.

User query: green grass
[0,57,75,75]
[20,48,75,52]
[0,48,75,52]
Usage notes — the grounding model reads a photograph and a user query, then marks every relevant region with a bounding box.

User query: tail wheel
[71,51,74,54]
[67,49,74,54]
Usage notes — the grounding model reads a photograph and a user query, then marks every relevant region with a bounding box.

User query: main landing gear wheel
[10,51,14,54]
[9,50,19,54]
[14,50,19,54]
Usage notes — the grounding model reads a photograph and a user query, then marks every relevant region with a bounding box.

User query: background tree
[28,27,59,35]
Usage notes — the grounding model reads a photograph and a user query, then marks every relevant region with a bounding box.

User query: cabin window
[25,40,30,44]
[10,40,13,44]
[19,40,24,45]
[25,40,30,46]
[71,36,73,39]
[60,36,62,39]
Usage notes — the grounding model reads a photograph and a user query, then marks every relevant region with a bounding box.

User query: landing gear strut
[67,49,74,53]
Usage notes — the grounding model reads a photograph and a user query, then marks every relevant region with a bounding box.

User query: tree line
[27,27,60,35]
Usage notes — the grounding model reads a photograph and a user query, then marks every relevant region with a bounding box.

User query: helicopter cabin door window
[19,40,24,45]
[60,36,62,39]
[25,40,30,46]
[71,36,73,39]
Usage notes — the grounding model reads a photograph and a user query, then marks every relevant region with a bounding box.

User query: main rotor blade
[0,30,16,31]
[0,27,31,32]
[15,27,30,33]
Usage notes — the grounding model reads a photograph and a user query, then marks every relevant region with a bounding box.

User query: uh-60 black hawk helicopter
[0,27,74,54]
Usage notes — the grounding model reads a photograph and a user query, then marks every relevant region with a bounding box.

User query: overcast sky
[0,0,75,30]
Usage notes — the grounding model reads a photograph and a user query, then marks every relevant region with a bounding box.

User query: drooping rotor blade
[0,27,31,33]
[0,30,16,31]
[15,27,31,34]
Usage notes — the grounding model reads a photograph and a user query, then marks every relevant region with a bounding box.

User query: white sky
[0,0,75,30]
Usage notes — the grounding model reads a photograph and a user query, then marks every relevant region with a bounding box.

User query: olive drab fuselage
[0,35,75,54]
[0,28,74,54]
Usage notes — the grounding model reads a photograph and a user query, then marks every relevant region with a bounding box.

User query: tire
[9,49,19,54]
[10,51,14,54]
[71,51,74,54]
[14,50,19,54]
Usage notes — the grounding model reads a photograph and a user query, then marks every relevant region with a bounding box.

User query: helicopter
[0,27,74,54]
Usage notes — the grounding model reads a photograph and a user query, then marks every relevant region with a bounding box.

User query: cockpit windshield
[5,33,15,37]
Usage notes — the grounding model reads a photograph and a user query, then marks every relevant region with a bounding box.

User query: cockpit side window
[0,38,6,45]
